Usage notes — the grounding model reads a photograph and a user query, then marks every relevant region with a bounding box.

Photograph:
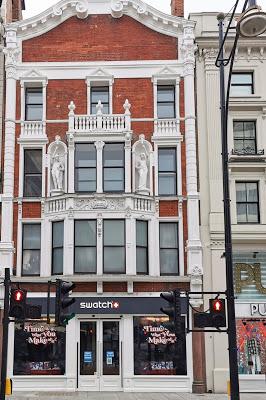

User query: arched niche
[47,136,68,196]
[132,134,153,196]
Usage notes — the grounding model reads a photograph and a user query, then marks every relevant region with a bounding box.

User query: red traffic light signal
[12,289,25,302]
[9,288,27,319]
[209,298,226,328]
[212,299,223,312]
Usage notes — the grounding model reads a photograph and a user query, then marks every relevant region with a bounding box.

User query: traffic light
[55,279,76,326]
[210,298,226,328]
[9,288,27,319]
[160,289,183,335]
[193,297,226,329]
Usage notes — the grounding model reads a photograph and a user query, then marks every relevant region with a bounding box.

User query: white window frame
[16,219,42,277]
[69,134,132,195]
[86,72,114,115]
[158,218,184,277]
[20,75,48,122]
[153,75,180,122]
[18,143,46,198]
[228,111,263,155]
[230,174,265,225]
[153,141,182,198]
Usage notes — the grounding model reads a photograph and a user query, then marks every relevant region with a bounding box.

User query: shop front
[9,295,193,393]
[234,252,266,392]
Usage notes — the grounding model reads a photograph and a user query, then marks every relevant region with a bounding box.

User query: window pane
[157,103,175,119]
[159,175,176,195]
[244,122,255,138]
[104,168,124,191]
[75,221,96,246]
[231,73,252,84]
[24,150,42,174]
[236,183,247,202]
[237,204,247,223]
[76,180,96,192]
[104,248,125,273]
[104,220,124,246]
[234,140,245,151]
[53,221,64,247]
[160,223,178,248]
[136,248,148,274]
[104,178,124,191]
[52,248,63,275]
[246,183,258,202]
[243,140,256,153]
[24,175,42,197]
[23,224,41,249]
[103,144,124,167]
[75,144,96,168]
[26,105,43,121]
[91,104,109,114]
[231,86,252,96]
[158,148,176,172]
[22,249,40,275]
[160,249,179,275]
[26,88,43,104]
[77,168,96,182]
[233,122,244,138]
[75,247,96,273]
[91,87,109,103]
[247,204,259,223]
[157,87,175,102]
[136,221,148,247]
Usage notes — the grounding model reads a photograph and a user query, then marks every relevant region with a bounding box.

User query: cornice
[6,0,194,41]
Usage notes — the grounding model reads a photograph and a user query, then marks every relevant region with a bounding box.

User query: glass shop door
[79,320,122,391]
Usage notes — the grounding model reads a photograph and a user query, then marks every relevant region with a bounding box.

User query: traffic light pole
[0,268,10,400]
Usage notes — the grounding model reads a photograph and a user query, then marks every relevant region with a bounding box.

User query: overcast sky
[23,0,266,19]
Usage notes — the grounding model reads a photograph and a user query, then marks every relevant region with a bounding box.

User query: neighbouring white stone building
[192,11,266,394]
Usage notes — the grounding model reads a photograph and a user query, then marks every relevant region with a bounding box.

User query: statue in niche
[51,148,64,191]
[136,143,149,192]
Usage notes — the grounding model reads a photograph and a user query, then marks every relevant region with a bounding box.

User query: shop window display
[13,323,66,375]
[237,319,266,375]
[134,316,187,375]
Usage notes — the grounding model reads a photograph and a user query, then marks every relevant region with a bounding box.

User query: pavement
[6,393,266,400]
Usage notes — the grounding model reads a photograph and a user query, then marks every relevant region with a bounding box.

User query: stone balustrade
[20,121,46,139]
[45,194,155,215]
[154,118,179,136]
[68,99,131,134]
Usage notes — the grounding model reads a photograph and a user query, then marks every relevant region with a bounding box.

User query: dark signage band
[28,296,188,315]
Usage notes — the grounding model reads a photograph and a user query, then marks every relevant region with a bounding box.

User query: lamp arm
[215,0,249,67]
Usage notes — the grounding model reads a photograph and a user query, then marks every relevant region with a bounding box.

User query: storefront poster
[134,316,187,376]
[236,319,266,375]
[13,323,66,376]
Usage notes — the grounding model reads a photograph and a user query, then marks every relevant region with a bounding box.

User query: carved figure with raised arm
[51,148,65,191]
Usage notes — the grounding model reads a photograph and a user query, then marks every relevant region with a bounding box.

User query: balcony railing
[20,121,46,139]
[68,99,131,134]
[45,194,155,215]
[231,148,265,156]
[154,119,179,136]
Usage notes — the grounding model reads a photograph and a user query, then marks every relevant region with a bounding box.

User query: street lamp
[215,1,266,400]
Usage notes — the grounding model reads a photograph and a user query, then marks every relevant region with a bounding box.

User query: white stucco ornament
[47,136,68,196]
[76,0,89,19]
[111,1,124,18]
[132,134,153,196]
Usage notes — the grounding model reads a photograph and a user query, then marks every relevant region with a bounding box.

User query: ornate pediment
[20,69,48,84]
[13,0,191,41]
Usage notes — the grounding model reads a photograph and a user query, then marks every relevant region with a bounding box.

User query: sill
[229,95,261,99]
[12,275,191,283]
[236,222,260,225]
